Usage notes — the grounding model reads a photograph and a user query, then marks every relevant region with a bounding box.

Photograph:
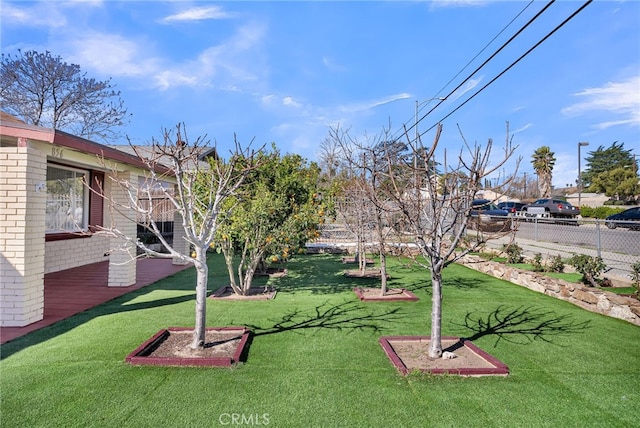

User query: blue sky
[1,0,639,188]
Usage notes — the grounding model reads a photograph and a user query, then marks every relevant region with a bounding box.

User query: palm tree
[531,146,556,198]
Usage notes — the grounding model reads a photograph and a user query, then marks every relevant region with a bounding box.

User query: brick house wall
[0,119,172,326]
[0,145,47,326]
[44,236,110,274]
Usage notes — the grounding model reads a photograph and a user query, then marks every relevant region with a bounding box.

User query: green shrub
[476,251,496,261]
[579,206,625,219]
[503,243,523,264]
[548,254,565,273]
[631,261,640,297]
[604,199,629,206]
[569,254,609,287]
[531,253,544,272]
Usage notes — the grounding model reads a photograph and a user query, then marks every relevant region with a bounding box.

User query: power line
[407,0,557,143]
[418,0,536,120]
[420,0,593,136]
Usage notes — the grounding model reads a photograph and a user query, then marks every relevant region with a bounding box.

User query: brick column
[107,170,137,287]
[172,210,190,265]
[0,146,47,327]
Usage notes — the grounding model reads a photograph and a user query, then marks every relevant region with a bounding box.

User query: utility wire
[408,0,557,143]
[420,0,593,136]
[417,0,536,121]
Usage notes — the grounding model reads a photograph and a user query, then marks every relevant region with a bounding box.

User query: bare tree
[0,50,130,143]
[330,122,519,358]
[334,181,372,273]
[96,124,258,349]
[328,126,374,274]
[382,122,519,358]
[329,125,409,293]
[317,136,348,183]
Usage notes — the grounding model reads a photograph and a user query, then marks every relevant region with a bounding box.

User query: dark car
[605,207,640,230]
[497,201,526,214]
[470,199,511,231]
[522,198,580,219]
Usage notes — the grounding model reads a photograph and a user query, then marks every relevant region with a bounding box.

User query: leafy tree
[98,124,258,349]
[0,50,129,143]
[531,146,555,198]
[216,147,325,295]
[583,142,637,189]
[589,167,639,202]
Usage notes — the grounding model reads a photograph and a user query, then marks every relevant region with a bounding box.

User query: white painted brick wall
[44,235,111,274]
[0,146,46,326]
[107,170,137,287]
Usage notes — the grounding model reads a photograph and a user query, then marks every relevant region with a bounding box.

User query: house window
[45,164,90,233]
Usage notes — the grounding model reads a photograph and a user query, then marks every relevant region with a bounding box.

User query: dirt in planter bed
[148,329,243,359]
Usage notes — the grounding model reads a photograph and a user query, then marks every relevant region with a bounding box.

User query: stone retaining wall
[459,255,640,326]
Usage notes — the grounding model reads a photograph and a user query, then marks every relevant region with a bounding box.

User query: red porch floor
[0,258,192,344]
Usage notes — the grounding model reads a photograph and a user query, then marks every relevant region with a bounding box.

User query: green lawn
[2,253,639,427]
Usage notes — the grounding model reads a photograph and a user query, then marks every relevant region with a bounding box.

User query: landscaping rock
[459,255,640,326]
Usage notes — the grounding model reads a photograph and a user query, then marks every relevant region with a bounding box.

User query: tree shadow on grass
[274,254,384,295]
[452,305,592,348]
[243,300,407,337]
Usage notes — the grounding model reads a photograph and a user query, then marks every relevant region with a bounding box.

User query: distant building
[565,192,609,208]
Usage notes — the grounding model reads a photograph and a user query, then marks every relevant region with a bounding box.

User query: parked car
[497,201,526,215]
[522,198,580,219]
[605,207,640,230]
[469,199,511,231]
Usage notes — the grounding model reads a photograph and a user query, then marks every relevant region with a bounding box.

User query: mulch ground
[209,286,277,300]
[354,287,419,301]
[147,329,243,359]
[380,336,509,376]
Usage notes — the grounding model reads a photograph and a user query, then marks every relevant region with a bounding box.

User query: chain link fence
[501,217,639,281]
[311,217,640,282]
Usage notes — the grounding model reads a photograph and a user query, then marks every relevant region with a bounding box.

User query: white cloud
[322,56,347,72]
[68,32,158,78]
[261,94,276,106]
[562,76,640,129]
[429,0,492,9]
[161,6,233,23]
[178,22,267,88]
[283,96,302,108]
[154,70,199,90]
[0,1,68,28]
[512,123,533,134]
[551,152,579,188]
[449,77,482,101]
[339,93,412,114]
[64,17,266,92]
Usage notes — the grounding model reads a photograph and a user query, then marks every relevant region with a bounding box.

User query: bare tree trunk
[190,249,209,349]
[379,251,387,295]
[221,241,240,294]
[428,268,443,358]
[242,267,256,292]
[228,244,265,296]
[358,232,367,272]
[356,210,367,273]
